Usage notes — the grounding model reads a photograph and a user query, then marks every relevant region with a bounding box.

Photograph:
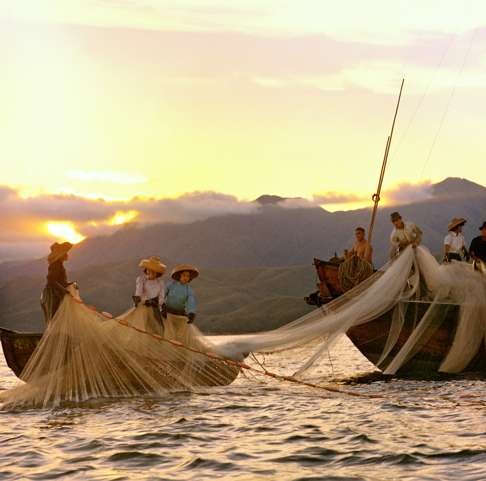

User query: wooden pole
[368,79,405,245]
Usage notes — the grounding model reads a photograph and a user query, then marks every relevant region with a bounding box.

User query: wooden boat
[305,257,344,306]
[346,301,485,378]
[0,326,240,386]
[0,327,42,380]
[305,255,373,306]
[304,257,485,377]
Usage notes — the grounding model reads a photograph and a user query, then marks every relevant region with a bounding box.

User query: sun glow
[108,210,139,225]
[46,221,86,244]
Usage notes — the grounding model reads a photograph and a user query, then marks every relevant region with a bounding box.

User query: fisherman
[469,221,486,266]
[389,211,423,258]
[133,255,167,332]
[41,241,73,323]
[161,264,199,343]
[346,226,373,264]
[443,217,468,262]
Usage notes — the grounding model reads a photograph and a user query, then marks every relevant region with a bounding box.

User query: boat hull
[347,301,486,377]
[0,328,42,380]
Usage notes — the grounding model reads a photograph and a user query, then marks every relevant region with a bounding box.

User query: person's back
[470,222,486,263]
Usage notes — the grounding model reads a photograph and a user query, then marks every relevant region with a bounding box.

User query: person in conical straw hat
[130,256,167,334]
[41,242,74,324]
[443,217,467,263]
[161,264,204,348]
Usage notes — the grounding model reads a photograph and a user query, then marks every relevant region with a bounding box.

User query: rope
[338,256,374,292]
[420,27,477,177]
[67,293,382,399]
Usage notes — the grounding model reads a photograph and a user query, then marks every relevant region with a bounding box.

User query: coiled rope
[338,256,374,292]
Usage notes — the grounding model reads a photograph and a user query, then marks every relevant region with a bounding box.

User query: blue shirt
[165,281,197,314]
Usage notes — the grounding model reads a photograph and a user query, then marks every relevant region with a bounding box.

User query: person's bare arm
[414,225,423,246]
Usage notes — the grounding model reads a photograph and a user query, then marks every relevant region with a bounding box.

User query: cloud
[384,181,433,205]
[313,192,367,204]
[0,186,260,244]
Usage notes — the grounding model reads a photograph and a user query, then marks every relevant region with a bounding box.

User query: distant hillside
[0,260,315,333]
[2,177,484,288]
[431,177,486,198]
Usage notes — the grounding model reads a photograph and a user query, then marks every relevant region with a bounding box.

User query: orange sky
[1,1,486,245]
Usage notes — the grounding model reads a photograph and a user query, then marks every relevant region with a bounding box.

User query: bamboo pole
[368,79,405,245]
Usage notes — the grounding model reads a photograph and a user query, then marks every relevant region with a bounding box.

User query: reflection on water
[1,339,485,480]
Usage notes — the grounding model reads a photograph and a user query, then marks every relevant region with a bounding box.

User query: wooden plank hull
[347,302,486,377]
[0,327,239,386]
[0,328,42,380]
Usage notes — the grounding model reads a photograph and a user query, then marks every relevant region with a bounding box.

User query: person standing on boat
[132,256,167,333]
[389,211,423,258]
[346,227,373,264]
[443,218,468,263]
[41,242,73,324]
[469,221,486,269]
[161,264,199,344]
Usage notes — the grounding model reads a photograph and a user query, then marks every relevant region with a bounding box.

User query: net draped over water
[1,246,485,408]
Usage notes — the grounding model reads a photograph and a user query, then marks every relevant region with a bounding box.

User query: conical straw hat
[139,256,167,274]
[171,264,199,280]
[47,242,73,264]
[448,217,466,231]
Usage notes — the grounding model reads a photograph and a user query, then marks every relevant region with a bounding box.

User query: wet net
[1,246,485,409]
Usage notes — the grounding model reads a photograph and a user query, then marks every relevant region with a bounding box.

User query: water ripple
[1,339,485,481]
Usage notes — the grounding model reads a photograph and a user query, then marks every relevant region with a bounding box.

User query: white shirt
[135,275,165,304]
[390,221,422,248]
[444,232,465,254]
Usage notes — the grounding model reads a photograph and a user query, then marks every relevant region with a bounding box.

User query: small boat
[0,326,239,386]
[0,327,42,379]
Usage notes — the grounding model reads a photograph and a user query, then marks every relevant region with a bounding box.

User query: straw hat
[171,264,199,281]
[448,217,466,231]
[139,256,167,274]
[47,242,73,264]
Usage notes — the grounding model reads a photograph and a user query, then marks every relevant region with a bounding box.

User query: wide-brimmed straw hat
[448,217,466,231]
[171,264,199,281]
[139,256,167,274]
[47,242,73,264]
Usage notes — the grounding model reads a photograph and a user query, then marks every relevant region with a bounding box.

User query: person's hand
[144,297,158,307]
[132,295,141,307]
[187,313,196,324]
[160,303,167,319]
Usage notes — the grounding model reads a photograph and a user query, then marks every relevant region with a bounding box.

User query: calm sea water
[1,338,485,481]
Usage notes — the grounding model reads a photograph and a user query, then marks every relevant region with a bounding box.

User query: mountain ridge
[0,177,484,288]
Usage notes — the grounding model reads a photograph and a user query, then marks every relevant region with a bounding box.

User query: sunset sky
[1,1,486,252]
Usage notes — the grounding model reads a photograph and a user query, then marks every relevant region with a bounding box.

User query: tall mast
[367,78,405,245]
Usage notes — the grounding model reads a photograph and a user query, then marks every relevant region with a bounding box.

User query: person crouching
[162,264,199,344]
[132,256,167,334]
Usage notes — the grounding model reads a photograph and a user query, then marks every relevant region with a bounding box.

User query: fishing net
[1,246,485,409]
[0,288,239,408]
